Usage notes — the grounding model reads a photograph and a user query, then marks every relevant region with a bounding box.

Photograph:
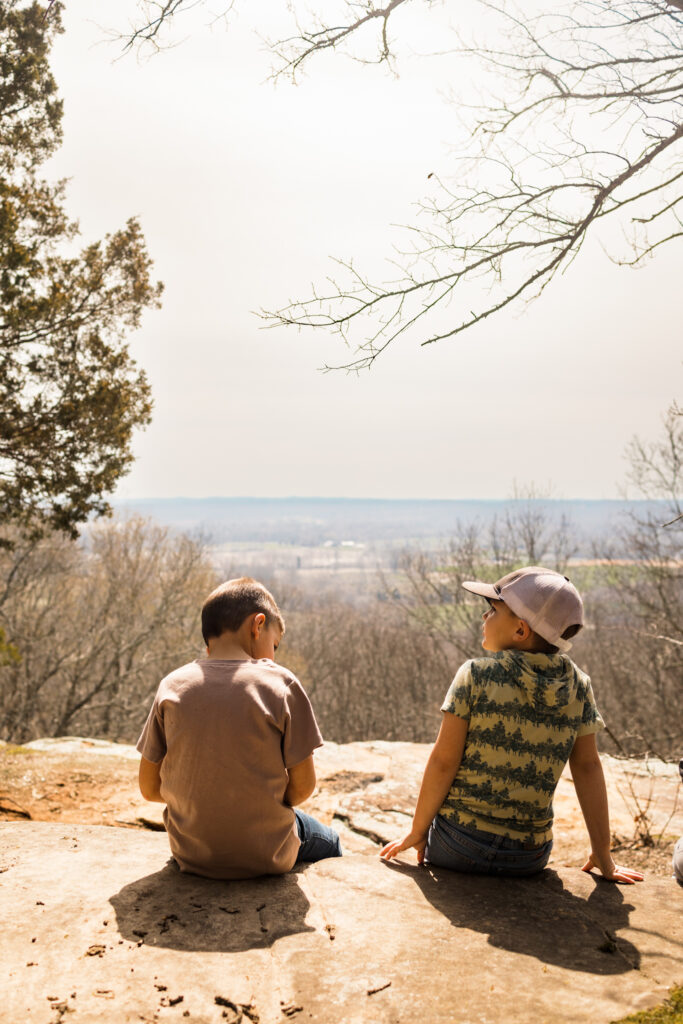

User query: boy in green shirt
[381,566,643,882]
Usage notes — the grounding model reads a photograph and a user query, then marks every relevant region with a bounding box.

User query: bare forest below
[1,413,681,765]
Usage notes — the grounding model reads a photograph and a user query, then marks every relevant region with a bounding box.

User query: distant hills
[113,497,672,554]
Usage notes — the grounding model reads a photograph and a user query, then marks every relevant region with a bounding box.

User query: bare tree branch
[124,0,683,369]
[266,0,413,80]
[121,0,235,53]
[257,0,683,369]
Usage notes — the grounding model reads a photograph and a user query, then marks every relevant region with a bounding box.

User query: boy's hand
[380,830,428,865]
[581,852,644,884]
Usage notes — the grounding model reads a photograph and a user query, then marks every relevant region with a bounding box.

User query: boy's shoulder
[242,657,302,692]
[158,657,301,696]
[463,650,589,687]
[460,650,521,679]
[454,651,517,688]
[158,659,203,688]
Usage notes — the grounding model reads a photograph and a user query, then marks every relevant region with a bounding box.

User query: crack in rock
[332,812,390,846]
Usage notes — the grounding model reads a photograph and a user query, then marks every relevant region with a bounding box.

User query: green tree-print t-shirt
[439,650,604,844]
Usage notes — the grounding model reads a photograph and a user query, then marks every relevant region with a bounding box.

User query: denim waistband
[436,814,548,851]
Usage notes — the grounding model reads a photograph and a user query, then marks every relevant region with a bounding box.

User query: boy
[381,566,643,883]
[137,577,341,879]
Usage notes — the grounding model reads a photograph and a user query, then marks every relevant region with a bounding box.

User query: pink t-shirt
[136,658,323,879]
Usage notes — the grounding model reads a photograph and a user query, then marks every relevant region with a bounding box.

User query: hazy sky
[47,1,681,501]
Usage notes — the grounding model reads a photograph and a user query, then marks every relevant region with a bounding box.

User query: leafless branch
[266,0,413,80]
[259,0,683,369]
[121,0,683,369]
[121,0,235,54]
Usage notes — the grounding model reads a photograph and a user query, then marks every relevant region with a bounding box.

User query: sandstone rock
[1,819,682,1024]
[1,739,681,1023]
[6,739,680,870]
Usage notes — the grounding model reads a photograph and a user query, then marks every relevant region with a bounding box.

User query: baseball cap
[461,566,584,652]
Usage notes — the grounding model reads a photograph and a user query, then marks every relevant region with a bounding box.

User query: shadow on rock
[109,860,314,953]
[388,864,641,974]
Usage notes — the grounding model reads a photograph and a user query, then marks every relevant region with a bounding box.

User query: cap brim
[462,580,499,600]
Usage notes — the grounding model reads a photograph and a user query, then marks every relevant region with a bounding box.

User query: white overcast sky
[46,0,681,501]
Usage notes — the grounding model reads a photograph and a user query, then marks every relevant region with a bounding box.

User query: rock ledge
[2,820,681,1024]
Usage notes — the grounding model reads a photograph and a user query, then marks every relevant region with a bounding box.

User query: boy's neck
[500,639,545,654]
[205,629,251,661]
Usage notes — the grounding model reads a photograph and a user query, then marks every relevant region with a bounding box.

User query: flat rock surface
[2,738,680,876]
[1,739,682,1023]
[1,821,682,1024]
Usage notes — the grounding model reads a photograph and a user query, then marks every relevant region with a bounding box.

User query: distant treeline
[114,496,671,557]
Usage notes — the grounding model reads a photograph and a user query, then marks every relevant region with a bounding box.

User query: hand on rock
[380,830,428,864]
[581,852,644,883]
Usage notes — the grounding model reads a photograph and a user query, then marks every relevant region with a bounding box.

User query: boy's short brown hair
[201,577,285,645]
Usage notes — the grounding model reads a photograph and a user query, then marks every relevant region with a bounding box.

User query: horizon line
[113,495,661,504]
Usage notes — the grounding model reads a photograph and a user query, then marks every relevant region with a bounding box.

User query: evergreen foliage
[0,1,163,545]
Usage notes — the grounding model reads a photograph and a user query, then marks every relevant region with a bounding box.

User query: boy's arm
[380,713,468,864]
[284,755,316,807]
[139,756,164,803]
[569,734,643,884]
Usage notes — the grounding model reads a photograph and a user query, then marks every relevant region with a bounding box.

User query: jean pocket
[427,824,483,872]
[439,819,497,857]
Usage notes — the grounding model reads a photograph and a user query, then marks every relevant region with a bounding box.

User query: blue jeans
[425,814,552,877]
[294,810,342,863]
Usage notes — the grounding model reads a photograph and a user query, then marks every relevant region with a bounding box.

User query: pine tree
[0,1,163,545]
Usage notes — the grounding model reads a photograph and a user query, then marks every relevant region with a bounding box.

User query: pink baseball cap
[462,566,584,652]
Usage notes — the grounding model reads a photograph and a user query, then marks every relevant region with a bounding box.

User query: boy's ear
[251,612,266,635]
[515,619,532,641]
